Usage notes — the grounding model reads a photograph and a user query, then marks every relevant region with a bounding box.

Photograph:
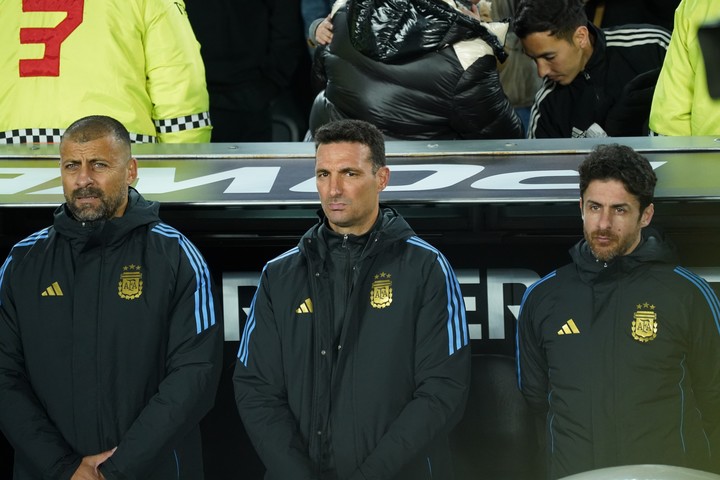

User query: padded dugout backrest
[450,354,544,480]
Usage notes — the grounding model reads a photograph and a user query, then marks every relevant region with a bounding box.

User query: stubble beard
[585,228,638,263]
[66,186,125,222]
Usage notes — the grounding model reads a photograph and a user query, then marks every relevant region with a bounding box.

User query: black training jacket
[528,23,670,138]
[234,208,471,480]
[517,229,720,478]
[0,188,222,479]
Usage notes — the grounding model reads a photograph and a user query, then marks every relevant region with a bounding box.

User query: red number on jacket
[20,0,84,77]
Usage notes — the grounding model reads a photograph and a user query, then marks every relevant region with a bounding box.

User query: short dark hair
[314,119,386,173]
[61,115,131,154]
[579,144,657,212]
[514,0,587,41]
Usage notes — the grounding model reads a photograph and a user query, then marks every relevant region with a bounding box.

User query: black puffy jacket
[310,0,523,140]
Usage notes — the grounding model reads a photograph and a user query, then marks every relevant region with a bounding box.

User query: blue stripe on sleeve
[516,270,557,390]
[673,266,720,335]
[238,287,259,366]
[15,227,50,247]
[0,256,12,306]
[238,247,300,367]
[1,228,51,307]
[151,224,216,334]
[406,236,468,356]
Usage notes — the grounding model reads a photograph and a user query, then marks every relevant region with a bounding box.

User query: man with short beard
[0,115,222,479]
[516,144,720,478]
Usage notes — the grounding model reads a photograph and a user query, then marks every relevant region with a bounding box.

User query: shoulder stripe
[1,227,50,307]
[527,79,556,139]
[673,267,720,334]
[605,28,671,49]
[238,277,261,366]
[605,27,672,42]
[14,227,50,248]
[237,247,301,366]
[0,256,12,307]
[238,265,268,366]
[269,247,301,264]
[151,224,216,334]
[515,270,557,389]
[407,236,469,356]
[519,271,557,317]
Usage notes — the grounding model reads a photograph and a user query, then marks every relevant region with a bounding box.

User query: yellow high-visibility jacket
[0,0,211,143]
[649,0,720,136]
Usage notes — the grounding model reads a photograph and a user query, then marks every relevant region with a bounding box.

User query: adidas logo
[295,298,313,314]
[41,281,63,297]
[557,319,580,335]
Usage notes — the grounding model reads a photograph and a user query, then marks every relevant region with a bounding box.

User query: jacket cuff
[308,17,325,47]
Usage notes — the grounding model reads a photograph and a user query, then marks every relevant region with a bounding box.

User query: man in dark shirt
[515,0,670,138]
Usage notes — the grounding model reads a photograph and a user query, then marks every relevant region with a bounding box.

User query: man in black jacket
[0,115,223,479]
[515,0,671,138]
[309,0,523,140]
[517,144,720,478]
[234,119,471,479]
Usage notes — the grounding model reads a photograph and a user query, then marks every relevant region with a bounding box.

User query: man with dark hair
[515,0,671,138]
[516,144,720,478]
[234,119,471,480]
[0,115,222,479]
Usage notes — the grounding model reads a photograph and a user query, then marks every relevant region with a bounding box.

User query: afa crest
[370,272,393,309]
[118,265,143,300]
[631,302,657,342]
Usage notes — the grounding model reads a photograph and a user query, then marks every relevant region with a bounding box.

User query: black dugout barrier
[1,136,719,478]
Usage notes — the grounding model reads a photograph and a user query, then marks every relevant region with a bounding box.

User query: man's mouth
[593,233,615,245]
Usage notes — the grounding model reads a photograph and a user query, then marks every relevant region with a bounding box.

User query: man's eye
[92,163,108,171]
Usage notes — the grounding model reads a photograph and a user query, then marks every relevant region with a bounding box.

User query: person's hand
[315,15,334,45]
[71,448,116,480]
[459,3,481,21]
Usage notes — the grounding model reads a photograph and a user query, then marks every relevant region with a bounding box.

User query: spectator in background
[515,0,671,138]
[0,0,211,143]
[303,0,333,49]
[584,0,680,31]
[186,0,305,142]
[492,0,543,132]
[517,144,720,478]
[309,0,524,140]
[649,0,720,136]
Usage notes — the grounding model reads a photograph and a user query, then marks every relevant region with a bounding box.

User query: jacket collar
[577,22,607,80]
[301,205,416,260]
[569,226,678,283]
[53,187,160,247]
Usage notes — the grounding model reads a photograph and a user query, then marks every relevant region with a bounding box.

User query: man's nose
[598,209,612,229]
[329,175,342,196]
[536,60,551,79]
[75,164,94,187]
